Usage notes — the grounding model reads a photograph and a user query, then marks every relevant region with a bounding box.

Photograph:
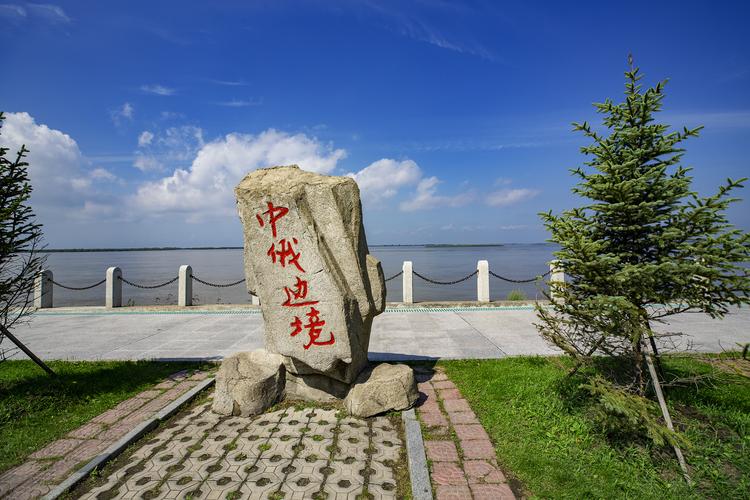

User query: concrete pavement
[7,304,749,362]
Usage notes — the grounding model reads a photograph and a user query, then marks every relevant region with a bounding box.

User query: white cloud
[140,84,176,96]
[27,3,70,23]
[216,98,263,107]
[347,159,422,204]
[485,188,539,207]
[0,112,109,216]
[110,102,134,126]
[399,176,474,211]
[209,79,249,86]
[133,154,164,172]
[0,4,26,18]
[90,168,117,182]
[132,125,204,172]
[1,3,70,23]
[138,130,154,147]
[131,129,346,219]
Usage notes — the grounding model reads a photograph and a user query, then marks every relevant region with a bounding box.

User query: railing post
[34,269,53,308]
[402,261,413,304]
[251,294,260,306]
[549,260,565,302]
[477,260,490,303]
[106,267,122,308]
[179,265,192,307]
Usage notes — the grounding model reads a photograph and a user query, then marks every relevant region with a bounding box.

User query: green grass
[442,355,750,499]
[505,289,527,301]
[0,359,207,473]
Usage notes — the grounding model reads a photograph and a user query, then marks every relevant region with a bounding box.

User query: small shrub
[506,289,527,301]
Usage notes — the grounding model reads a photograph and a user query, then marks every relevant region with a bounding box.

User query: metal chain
[413,270,478,285]
[192,276,246,288]
[50,278,106,291]
[489,269,551,283]
[118,276,179,289]
[384,270,403,282]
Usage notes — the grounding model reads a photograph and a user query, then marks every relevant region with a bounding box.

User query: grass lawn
[442,355,750,499]
[0,359,208,474]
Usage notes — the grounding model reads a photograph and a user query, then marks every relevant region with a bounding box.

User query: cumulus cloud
[485,188,539,207]
[131,129,346,219]
[110,102,134,126]
[140,84,176,96]
[90,167,118,182]
[347,159,422,204]
[399,176,474,211]
[0,112,111,218]
[138,130,154,147]
[133,125,204,172]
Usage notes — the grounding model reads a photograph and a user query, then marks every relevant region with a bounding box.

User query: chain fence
[50,278,106,290]
[192,276,247,288]
[489,269,551,283]
[118,276,179,289]
[384,270,403,282]
[413,269,478,285]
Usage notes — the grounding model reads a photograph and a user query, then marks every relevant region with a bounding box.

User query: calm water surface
[43,244,557,306]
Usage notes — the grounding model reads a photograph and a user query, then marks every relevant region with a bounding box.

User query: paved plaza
[77,401,404,500]
[11,305,750,362]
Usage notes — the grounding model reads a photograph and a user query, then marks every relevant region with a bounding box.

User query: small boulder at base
[344,363,418,418]
[212,350,285,417]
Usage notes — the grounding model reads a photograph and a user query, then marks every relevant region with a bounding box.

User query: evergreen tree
[0,111,46,362]
[536,62,750,397]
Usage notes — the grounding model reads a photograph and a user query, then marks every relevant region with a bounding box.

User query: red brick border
[415,368,516,500]
[0,369,210,500]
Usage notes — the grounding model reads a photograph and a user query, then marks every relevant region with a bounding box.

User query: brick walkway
[416,369,515,500]
[76,400,404,499]
[0,370,211,500]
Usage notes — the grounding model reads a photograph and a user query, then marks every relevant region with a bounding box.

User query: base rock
[344,363,418,418]
[212,350,285,417]
[285,371,350,402]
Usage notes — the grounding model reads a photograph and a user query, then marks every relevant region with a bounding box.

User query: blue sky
[1,0,748,248]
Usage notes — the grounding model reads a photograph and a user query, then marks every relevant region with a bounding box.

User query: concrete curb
[402,408,433,500]
[43,377,215,500]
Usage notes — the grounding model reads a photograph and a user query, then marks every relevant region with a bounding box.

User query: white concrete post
[34,269,53,308]
[178,265,192,307]
[106,266,122,308]
[477,260,490,303]
[251,294,260,305]
[402,261,413,304]
[549,260,565,302]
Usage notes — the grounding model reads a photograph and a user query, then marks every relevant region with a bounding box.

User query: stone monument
[212,165,417,417]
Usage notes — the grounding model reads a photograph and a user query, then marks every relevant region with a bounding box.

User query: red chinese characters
[289,307,335,350]
[282,276,318,307]
[257,201,335,350]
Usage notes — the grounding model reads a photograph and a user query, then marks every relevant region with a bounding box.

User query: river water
[42,244,557,306]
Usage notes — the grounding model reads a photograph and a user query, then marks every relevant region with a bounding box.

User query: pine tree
[0,111,46,362]
[536,62,750,396]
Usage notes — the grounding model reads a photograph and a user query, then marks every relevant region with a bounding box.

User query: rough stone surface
[235,165,386,384]
[212,349,285,416]
[345,363,418,417]
[284,371,350,402]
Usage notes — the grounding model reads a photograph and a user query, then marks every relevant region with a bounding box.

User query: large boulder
[344,363,418,418]
[212,350,285,416]
[235,165,386,384]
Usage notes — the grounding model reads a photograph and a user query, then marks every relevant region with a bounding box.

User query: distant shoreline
[39,243,551,253]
